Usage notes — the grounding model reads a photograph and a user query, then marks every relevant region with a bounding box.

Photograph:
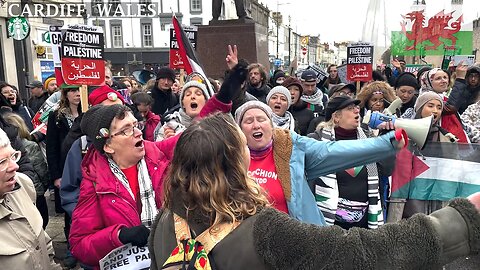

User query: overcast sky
[258,0,480,43]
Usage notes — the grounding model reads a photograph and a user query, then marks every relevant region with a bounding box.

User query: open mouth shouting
[190,102,199,111]
[134,139,144,149]
[252,131,263,141]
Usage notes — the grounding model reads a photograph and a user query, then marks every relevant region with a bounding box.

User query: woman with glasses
[0,129,61,269]
[69,90,234,268]
[68,104,172,269]
[308,96,391,229]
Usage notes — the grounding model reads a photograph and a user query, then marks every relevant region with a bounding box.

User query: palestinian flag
[391,142,480,201]
[171,15,214,99]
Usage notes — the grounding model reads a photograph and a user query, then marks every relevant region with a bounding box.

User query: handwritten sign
[169,25,197,69]
[61,24,105,85]
[347,42,373,82]
[99,244,150,270]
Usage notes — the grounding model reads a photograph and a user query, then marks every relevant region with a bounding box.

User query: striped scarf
[271,111,296,132]
[314,127,383,229]
[108,158,158,228]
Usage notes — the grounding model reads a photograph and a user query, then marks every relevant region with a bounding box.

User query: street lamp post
[275,1,290,63]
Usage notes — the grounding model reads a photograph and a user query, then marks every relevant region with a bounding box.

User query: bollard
[386,198,407,223]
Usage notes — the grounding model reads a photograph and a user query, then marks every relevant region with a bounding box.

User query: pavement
[44,191,82,270]
[44,191,480,269]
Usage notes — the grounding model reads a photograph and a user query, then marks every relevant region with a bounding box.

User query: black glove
[118,225,150,247]
[216,60,249,103]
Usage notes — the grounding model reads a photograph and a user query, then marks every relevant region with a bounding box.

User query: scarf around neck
[108,158,157,228]
[301,90,325,110]
[271,111,295,132]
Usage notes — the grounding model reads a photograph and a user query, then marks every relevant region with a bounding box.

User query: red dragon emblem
[400,9,463,51]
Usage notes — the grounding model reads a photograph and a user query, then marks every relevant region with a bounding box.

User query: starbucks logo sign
[7,17,30,41]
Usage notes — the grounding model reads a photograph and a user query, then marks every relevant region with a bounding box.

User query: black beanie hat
[394,72,419,90]
[81,104,129,153]
[325,96,361,121]
[156,67,176,82]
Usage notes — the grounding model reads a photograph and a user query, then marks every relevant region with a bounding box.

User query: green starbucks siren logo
[7,17,30,41]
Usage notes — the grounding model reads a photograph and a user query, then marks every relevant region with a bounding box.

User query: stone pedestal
[197,20,269,79]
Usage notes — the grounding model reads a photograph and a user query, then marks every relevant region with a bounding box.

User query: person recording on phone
[446,62,480,114]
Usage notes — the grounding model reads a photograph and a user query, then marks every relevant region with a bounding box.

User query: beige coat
[0,173,61,269]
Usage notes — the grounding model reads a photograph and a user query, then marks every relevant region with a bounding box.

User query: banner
[171,15,214,98]
[391,9,473,56]
[346,42,373,82]
[169,26,197,70]
[61,24,105,85]
[391,142,480,201]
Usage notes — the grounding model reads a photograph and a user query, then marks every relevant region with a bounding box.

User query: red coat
[69,137,178,268]
[69,95,231,268]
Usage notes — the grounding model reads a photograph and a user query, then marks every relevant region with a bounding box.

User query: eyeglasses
[111,122,145,137]
[0,151,21,172]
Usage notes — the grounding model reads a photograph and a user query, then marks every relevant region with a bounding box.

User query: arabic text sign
[169,26,197,69]
[100,244,150,270]
[347,43,373,82]
[61,24,105,85]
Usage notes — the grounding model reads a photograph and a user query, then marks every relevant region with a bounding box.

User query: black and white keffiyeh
[108,158,158,228]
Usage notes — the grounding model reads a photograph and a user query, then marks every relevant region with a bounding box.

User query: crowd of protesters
[0,44,480,269]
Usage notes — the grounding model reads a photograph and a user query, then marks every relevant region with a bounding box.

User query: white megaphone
[362,111,433,149]
[383,98,403,116]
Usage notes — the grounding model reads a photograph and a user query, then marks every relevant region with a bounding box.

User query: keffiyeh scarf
[108,158,157,228]
[271,111,295,132]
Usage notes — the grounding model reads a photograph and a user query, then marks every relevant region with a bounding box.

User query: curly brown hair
[356,81,397,109]
[163,113,268,227]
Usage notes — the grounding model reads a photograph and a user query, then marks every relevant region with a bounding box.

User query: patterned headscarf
[419,68,447,94]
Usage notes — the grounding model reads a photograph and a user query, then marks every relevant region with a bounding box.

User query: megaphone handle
[394,129,409,149]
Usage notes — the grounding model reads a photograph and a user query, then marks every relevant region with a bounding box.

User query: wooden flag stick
[80,85,89,112]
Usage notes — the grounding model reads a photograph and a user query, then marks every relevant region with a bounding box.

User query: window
[142,24,152,47]
[160,15,170,31]
[190,0,202,13]
[111,25,123,48]
[190,17,202,26]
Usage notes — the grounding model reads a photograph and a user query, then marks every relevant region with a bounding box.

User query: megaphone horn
[363,111,432,149]
[383,98,402,116]
[132,70,156,85]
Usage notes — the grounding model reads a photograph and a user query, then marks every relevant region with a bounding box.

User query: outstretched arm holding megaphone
[362,109,433,150]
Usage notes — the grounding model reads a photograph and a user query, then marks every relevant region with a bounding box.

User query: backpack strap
[173,213,241,254]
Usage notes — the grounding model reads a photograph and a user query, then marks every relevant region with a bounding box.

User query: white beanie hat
[179,81,209,106]
[234,100,273,126]
[266,86,292,108]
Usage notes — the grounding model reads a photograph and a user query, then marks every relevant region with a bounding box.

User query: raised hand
[226,45,239,70]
